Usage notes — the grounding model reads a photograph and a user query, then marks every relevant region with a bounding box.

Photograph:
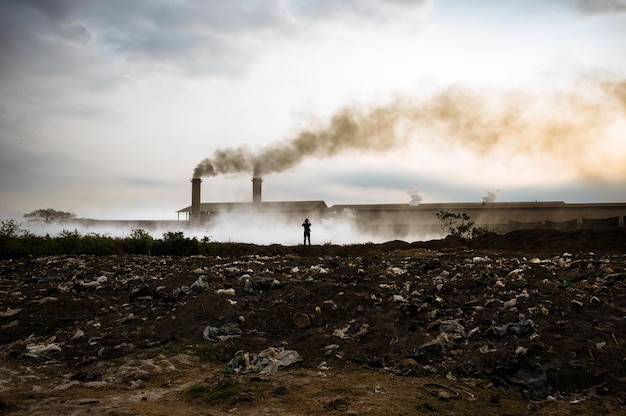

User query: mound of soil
[1,228,625,415]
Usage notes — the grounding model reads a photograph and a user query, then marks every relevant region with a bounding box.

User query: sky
[1,0,625,222]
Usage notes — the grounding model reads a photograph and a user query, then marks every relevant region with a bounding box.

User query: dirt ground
[1,228,625,415]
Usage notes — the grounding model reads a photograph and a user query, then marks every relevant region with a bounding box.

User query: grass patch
[183,378,273,406]
[183,383,213,401]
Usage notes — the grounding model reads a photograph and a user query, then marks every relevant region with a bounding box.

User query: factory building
[178,178,626,238]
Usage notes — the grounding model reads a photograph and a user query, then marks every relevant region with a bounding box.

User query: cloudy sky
[1,0,625,221]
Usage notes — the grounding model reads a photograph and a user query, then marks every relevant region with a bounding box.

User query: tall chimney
[252,177,262,205]
[191,178,202,222]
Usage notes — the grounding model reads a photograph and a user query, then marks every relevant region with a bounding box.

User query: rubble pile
[1,229,625,404]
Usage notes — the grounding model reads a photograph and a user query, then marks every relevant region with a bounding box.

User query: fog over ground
[20,211,445,245]
[1,0,625,225]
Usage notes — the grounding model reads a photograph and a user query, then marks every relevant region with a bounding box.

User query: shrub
[436,211,475,239]
[152,231,199,256]
[126,229,154,255]
[0,221,205,258]
[0,219,29,238]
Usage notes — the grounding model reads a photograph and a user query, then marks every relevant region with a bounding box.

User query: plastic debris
[224,347,301,375]
[24,342,62,358]
[202,323,242,342]
[189,276,209,294]
[332,323,369,341]
[2,238,626,404]
[71,328,85,339]
[172,275,209,297]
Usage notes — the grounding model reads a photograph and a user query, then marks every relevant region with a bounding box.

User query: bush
[0,220,33,257]
[125,229,154,255]
[436,211,475,239]
[56,229,83,254]
[0,219,30,238]
[0,221,206,258]
[152,231,199,256]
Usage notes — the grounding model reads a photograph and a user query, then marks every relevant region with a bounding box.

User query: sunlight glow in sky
[1,0,625,221]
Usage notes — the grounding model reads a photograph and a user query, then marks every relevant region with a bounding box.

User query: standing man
[302,218,311,246]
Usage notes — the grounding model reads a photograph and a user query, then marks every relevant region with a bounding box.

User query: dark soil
[1,228,625,415]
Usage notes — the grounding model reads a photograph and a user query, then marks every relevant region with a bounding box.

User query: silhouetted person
[302,218,311,245]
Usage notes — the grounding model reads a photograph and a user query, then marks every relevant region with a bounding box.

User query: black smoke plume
[194,78,626,180]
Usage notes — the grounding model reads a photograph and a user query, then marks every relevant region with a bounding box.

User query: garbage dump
[1,228,626,412]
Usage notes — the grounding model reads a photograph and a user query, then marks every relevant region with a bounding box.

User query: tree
[24,209,76,224]
[0,219,28,237]
[436,210,475,239]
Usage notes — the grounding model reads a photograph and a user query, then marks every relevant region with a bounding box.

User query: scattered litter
[224,347,301,375]
[202,323,242,342]
[0,307,21,317]
[172,276,209,297]
[189,276,209,294]
[387,267,406,275]
[489,319,535,337]
[24,342,62,358]
[292,312,311,328]
[515,346,528,355]
[501,298,517,310]
[421,383,460,399]
[71,328,85,339]
[332,323,369,341]
[323,299,338,310]
[2,238,626,404]
[317,361,330,370]
[33,296,58,305]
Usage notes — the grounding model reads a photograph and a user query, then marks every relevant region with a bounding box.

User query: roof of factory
[177,200,328,214]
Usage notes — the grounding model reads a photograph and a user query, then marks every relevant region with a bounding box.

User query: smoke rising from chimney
[482,189,501,203]
[193,103,403,178]
[193,78,626,180]
[408,189,423,206]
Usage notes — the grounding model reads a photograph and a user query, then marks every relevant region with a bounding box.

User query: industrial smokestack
[191,178,202,221]
[252,177,262,205]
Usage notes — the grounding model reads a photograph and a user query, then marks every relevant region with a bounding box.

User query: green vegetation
[0,219,32,238]
[182,378,276,406]
[435,210,495,239]
[436,210,475,238]
[152,231,199,256]
[23,208,76,224]
[127,228,154,255]
[0,221,212,259]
